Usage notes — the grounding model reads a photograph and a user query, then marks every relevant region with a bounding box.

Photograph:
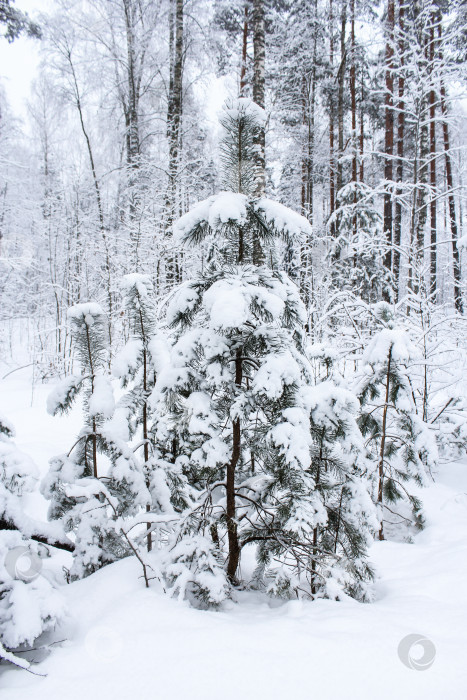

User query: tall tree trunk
[414,19,430,289]
[359,76,364,182]
[429,12,437,300]
[393,0,405,300]
[383,0,395,294]
[378,346,393,541]
[336,0,346,198]
[252,0,265,264]
[329,0,336,238]
[437,14,462,312]
[240,4,249,96]
[165,0,184,284]
[122,0,142,270]
[226,349,242,583]
[66,46,113,350]
[350,0,357,237]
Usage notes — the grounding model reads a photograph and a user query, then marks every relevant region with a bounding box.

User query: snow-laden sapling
[42,303,147,579]
[152,99,377,605]
[357,327,437,540]
[112,274,183,554]
[0,414,67,660]
[301,379,377,600]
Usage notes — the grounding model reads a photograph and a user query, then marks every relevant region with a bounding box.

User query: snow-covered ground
[1,368,466,699]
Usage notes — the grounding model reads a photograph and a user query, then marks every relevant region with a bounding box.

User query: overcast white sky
[0,0,51,116]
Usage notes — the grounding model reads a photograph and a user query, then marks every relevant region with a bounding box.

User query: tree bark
[226,349,243,583]
[240,4,248,96]
[350,0,357,237]
[165,0,184,284]
[378,346,393,541]
[336,0,346,198]
[393,0,405,300]
[429,12,437,300]
[252,0,265,264]
[437,14,463,313]
[329,0,336,237]
[383,0,395,290]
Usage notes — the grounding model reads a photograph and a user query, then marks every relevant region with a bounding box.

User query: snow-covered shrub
[0,415,66,652]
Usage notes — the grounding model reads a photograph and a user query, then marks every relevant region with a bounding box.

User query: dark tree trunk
[350,0,357,237]
[383,0,395,292]
[252,0,266,264]
[240,3,248,96]
[336,0,346,198]
[429,13,437,300]
[393,0,405,300]
[378,346,393,541]
[165,0,184,285]
[438,15,463,313]
[329,0,336,237]
[226,349,243,583]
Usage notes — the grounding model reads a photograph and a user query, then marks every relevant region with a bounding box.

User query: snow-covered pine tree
[112,274,187,554]
[300,374,377,601]
[0,414,67,656]
[329,182,387,305]
[152,98,376,606]
[42,303,146,579]
[357,311,437,541]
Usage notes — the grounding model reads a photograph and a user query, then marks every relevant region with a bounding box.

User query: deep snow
[0,367,466,699]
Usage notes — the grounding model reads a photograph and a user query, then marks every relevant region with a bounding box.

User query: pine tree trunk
[359,76,364,182]
[383,0,395,293]
[437,14,463,313]
[429,13,437,300]
[329,0,336,237]
[378,346,393,541]
[85,323,98,479]
[226,349,242,583]
[240,4,248,96]
[252,0,266,264]
[413,3,430,291]
[393,0,405,301]
[336,0,346,198]
[350,0,357,237]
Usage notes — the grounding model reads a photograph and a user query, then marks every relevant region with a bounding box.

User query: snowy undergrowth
[0,368,466,698]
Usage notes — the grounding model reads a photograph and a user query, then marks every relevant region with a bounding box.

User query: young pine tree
[42,303,146,579]
[357,313,436,541]
[152,99,376,606]
[112,274,187,554]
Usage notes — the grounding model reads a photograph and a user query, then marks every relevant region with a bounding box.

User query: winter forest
[0,0,466,696]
